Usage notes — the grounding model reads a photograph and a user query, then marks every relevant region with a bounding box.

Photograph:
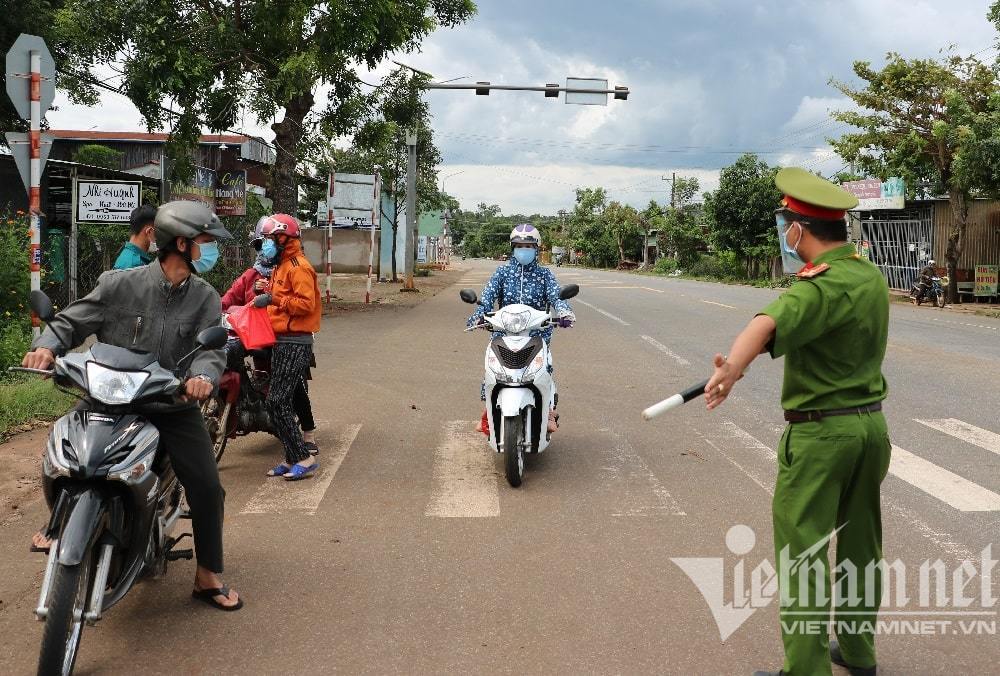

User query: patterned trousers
[266,343,314,464]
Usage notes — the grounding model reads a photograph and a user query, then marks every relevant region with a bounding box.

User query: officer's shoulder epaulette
[796,262,830,279]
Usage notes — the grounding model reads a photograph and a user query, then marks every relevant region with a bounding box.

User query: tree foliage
[829,50,1000,300]
[53,0,476,213]
[702,154,781,277]
[72,144,123,170]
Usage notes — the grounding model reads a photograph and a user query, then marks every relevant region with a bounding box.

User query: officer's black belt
[784,402,882,423]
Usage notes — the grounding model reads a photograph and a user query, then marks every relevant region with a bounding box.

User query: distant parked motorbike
[9,291,228,676]
[460,284,579,487]
[910,276,946,308]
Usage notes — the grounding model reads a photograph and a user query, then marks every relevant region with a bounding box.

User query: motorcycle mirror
[558,284,579,300]
[197,326,229,350]
[460,288,478,304]
[29,290,56,323]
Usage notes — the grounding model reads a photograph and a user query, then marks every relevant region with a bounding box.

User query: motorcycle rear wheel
[503,414,525,488]
[201,398,231,463]
[935,292,946,308]
[37,553,93,676]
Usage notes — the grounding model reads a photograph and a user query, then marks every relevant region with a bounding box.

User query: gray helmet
[154,200,233,249]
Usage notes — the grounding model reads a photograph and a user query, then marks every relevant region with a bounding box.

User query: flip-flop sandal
[304,441,319,456]
[29,531,52,554]
[192,586,244,612]
[266,463,291,477]
[284,462,318,481]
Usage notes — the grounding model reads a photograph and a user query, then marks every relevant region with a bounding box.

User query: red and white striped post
[365,171,380,304]
[28,50,42,337]
[325,172,334,304]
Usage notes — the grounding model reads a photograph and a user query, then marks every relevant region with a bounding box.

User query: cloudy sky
[47,0,999,215]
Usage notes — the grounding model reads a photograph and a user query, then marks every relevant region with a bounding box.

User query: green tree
[604,201,641,267]
[568,187,617,267]
[652,176,705,268]
[830,50,1000,301]
[71,144,123,170]
[54,1,476,214]
[702,154,782,278]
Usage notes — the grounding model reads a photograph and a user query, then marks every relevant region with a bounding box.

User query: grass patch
[0,376,75,439]
[974,309,1000,319]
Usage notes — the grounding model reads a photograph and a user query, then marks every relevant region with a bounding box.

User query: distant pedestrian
[113,204,158,270]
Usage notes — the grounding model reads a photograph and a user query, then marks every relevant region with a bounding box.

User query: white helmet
[510,223,541,247]
[927,259,935,266]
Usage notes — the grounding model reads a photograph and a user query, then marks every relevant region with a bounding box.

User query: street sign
[5,33,55,120]
[565,77,608,106]
[4,131,53,191]
[76,180,142,223]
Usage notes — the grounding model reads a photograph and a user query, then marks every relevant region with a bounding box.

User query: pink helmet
[259,213,301,238]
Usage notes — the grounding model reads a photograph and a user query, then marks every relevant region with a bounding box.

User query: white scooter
[460,284,579,487]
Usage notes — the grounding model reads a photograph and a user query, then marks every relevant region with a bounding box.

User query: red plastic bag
[227,303,276,350]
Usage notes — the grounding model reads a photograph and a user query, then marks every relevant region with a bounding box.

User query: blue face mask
[192,241,220,274]
[261,239,278,262]
[776,212,804,266]
[513,248,537,266]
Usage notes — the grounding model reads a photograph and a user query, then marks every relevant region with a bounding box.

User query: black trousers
[145,406,226,573]
[227,338,314,431]
[266,343,314,464]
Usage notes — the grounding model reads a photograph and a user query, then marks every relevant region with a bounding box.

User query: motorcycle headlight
[86,363,150,405]
[501,310,531,334]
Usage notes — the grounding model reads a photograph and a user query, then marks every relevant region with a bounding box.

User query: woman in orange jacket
[253,214,323,480]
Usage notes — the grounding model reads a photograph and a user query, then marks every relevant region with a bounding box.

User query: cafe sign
[215,170,247,216]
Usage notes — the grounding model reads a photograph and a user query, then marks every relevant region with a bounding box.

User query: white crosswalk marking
[888,445,1000,512]
[425,421,500,518]
[240,424,362,515]
[914,418,1000,457]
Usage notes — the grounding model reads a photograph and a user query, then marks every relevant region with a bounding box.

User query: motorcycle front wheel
[503,414,525,488]
[37,552,93,676]
[936,291,946,308]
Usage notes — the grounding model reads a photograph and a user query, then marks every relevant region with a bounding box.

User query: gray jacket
[33,262,225,405]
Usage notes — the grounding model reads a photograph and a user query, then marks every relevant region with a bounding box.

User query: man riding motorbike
[466,223,575,435]
[913,259,937,301]
[22,200,242,611]
[221,218,319,454]
[253,215,323,480]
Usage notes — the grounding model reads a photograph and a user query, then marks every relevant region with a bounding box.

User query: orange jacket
[266,239,322,334]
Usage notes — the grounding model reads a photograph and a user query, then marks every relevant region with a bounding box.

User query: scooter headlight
[501,310,531,334]
[86,363,150,405]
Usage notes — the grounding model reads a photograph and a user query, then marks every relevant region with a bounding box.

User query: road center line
[239,424,362,515]
[888,445,1000,512]
[701,300,736,309]
[914,418,1000,456]
[640,335,690,366]
[576,300,630,326]
[425,421,500,518]
[642,287,666,294]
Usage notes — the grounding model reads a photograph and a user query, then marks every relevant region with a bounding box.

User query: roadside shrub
[0,320,32,375]
[653,257,679,275]
[688,254,730,278]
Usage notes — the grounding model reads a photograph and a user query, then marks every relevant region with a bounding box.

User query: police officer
[705,168,890,676]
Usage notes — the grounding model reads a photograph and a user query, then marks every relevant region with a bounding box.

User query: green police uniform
[113,241,153,270]
[758,169,892,676]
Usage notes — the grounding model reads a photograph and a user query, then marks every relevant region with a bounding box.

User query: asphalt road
[1,259,998,675]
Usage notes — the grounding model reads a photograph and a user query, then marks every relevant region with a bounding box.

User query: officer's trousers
[773,410,891,675]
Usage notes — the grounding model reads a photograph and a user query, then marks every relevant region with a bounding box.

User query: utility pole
[662,172,676,209]
[403,127,418,290]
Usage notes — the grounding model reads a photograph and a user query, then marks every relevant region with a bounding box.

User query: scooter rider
[22,200,243,611]
[467,223,575,434]
[914,259,936,300]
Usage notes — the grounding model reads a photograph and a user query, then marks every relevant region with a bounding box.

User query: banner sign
[974,265,998,297]
[327,173,379,226]
[842,177,905,210]
[170,166,217,207]
[215,170,247,216]
[417,236,428,263]
[76,180,142,223]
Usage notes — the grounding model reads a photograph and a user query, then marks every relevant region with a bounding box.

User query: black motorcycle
[910,275,946,308]
[10,291,227,676]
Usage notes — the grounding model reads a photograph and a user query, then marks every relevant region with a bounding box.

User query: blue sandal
[284,462,318,481]
[267,464,291,477]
